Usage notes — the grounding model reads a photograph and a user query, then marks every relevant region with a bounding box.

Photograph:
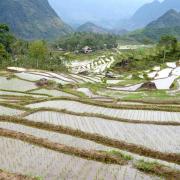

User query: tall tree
[0,43,7,65]
[0,24,14,53]
[158,35,178,62]
[29,40,48,68]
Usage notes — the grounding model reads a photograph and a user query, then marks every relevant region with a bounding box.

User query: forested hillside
[0,0,72,40]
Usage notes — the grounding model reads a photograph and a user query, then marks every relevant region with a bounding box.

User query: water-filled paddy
[26,111,180,153]
[0,137,157,180]
[26,100,180,122]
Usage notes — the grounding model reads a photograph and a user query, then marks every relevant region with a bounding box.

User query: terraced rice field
[0,105,24,116]
[0,68,180,179]
[26,111,180,153]
[106,62,180,91]
[0,76,37,92]
[0,122,116,151]
[46,72,75,83]
[152,76,178,89]
[26,100,180,122]
[31,89,76,97]
[15,72,72,85]
[108,83,143,92]
[71,56,115,74]
[77,88,99,98]
[15,72,49,81]
[0,90,46,97]
[0,137,158,180]
[70,74,96,83]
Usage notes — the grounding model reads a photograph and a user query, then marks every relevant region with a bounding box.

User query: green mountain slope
[77,22,128,35]
[77,22,108,34]
[0,0,73,40]
[118,0,180,30]
[146,9,180,29]
[129,9,180,42]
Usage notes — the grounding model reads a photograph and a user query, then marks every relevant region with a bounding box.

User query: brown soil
[140,82,157,90]
[0,169,35,180]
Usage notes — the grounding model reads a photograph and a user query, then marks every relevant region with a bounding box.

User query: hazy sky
[49,0,164,13]
[48,0,164,26]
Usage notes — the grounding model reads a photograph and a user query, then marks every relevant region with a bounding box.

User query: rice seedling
[25,111,180,154]
[0,136,157,180]
[0,63,179,180]
[134,160,180,179]
[26,100,180,122]
[0,128,127,165]
[0,115,179,164]
[0,122,118,152]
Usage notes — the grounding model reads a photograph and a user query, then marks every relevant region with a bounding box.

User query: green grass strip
[134,160,180,179]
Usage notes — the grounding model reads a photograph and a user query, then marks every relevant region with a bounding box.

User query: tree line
[0,24,68,71]
[113,35,180,72]
[53,32,118,51]
[0,23,179,73]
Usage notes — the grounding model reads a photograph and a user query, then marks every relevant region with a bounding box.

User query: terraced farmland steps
[0,115,179,164]
[70,56,115,74]
[0,101,180,180]
[0,137,161,180]
[0,66,180,179]
[26,99,180,123]
[0,115,180,179]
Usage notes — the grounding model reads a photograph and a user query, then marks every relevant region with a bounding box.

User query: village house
[82,46,93,54]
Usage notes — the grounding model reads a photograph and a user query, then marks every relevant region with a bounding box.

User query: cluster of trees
[0,24,14,63]
[114,35,180,72]
[0,24,119,71]
[54,32,118,51]
[0,23,180,73]
[0,24,68,71]
[158,35,178,63]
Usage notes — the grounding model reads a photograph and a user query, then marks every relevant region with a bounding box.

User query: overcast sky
[48,0,164,26]
[49,0,156,12]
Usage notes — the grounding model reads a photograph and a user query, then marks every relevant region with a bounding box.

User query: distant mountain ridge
[0,0,73,40]
[119,0,180,30]
[129,9,180,41]
[77,22,109,34]
[146,9,180,29]
[77,22,128,35]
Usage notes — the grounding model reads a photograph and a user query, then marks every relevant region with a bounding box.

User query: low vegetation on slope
[128,9,180,42]
[113,36,180,71]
